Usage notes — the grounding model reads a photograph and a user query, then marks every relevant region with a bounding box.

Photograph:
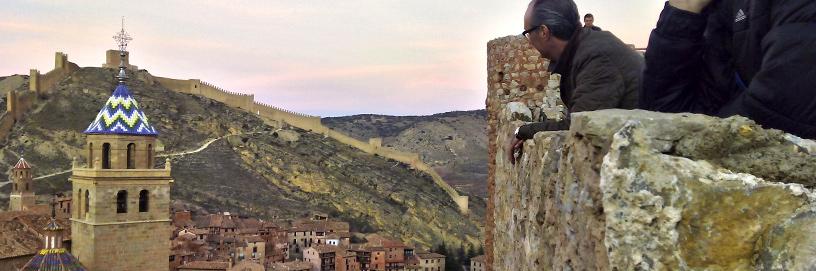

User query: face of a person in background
[584,16,594,27]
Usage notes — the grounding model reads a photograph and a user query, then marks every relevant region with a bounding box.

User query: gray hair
[530,0,580,40]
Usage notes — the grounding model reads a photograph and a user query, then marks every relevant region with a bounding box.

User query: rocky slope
[0,68,483,248]
[0,75,27,96]
[492,107,816,270]
[323,110,488,198]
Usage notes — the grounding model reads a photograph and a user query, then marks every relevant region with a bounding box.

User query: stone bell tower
[70,21,173,271]
[9,157,36,211]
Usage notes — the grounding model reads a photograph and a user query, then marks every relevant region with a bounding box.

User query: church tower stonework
[9,158,36,211]
[70,22,173,271]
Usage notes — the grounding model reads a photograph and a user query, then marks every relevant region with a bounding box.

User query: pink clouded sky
[0,1,663,116]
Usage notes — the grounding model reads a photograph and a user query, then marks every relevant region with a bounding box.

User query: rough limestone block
[492,109,816,271]
[277,129,300,142]
[602,119,816,270]
[503,102,532,122]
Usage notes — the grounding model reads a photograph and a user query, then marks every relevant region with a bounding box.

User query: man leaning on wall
[506,0,643,164]
[640,0,816,139]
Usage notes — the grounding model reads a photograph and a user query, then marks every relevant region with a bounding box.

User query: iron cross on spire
[113,17,132,83]
[113,16,132,52]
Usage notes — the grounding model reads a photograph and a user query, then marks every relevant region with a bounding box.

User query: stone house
[337,250,361,271]
[416,252,445,271]
[469,255,485,271]
[303,244,342,271]
[288,219,350,259]
[236,235,266,266]
[170,230,214,270]
[366,246,386,271]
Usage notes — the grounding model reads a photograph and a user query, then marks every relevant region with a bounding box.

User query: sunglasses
[522,25,543,38]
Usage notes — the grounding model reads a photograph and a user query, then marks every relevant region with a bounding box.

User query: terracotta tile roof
[290,220,350,232]
[189,228,209,235]
[0,211,71,259]
[237,218,262,229]
[14,158,32,169]
[416,252,446,259]
[177,261,229,270]
[195,214,238,229]
[176,232,197,241]
[262,221,283,229]
[24,205,51,215]
[382,239,406,248]
[363,244,385,251]
[269,261,312,271]
[365,234,405,248]
[325,232,351,239]
[309,244,345,254]
[242,235,264,243]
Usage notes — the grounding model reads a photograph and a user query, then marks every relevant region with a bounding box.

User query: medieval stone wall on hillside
[151,66,470,214]
[0,52,80,142]
[13,49,471,214]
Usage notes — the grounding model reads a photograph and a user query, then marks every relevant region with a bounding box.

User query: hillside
[0,68,483,248]
[323,111,488,197]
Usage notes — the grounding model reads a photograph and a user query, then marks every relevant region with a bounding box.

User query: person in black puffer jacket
[641,0,816,139]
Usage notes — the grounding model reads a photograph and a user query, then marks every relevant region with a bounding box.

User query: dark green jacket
[516,28,643,139]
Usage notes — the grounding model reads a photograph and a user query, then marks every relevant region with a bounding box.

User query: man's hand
[669,0,713,14]
[506,137,525,165]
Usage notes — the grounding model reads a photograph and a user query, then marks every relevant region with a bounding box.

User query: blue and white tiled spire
[84,18,158,137]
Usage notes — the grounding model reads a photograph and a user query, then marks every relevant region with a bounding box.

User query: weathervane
[112,16,132,83]
[113,17,132,52]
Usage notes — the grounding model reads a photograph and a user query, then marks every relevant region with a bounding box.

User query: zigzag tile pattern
[84,83,158,136]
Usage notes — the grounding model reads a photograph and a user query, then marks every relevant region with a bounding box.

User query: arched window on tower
[88,143,94,168]
[84,190,90,216]
[147,144,153,168]
[102,143,111,169]
[116,190,127,213]
[77,189,82,218]
[25,183,28,191]
[127,143,136,169]
[139,190,149,212]
[13,183,17,192]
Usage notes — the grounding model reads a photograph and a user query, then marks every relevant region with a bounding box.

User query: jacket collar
[552,28,587,104]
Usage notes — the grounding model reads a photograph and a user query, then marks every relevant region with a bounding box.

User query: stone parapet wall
[31,52,80,96]
[485,35,560,269]
[153,77,196,94]
[491,107,816,270]
[196,80,254,110]
[253,101,322,130]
